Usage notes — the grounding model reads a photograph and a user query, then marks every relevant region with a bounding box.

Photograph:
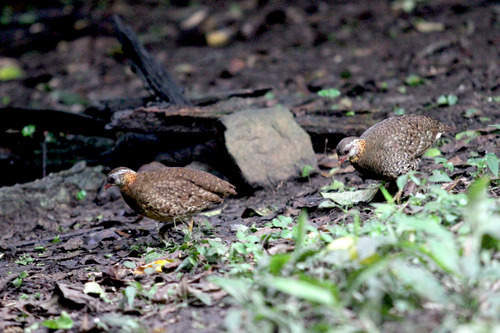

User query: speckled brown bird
[105,166,236,226]
[336,114,452,180]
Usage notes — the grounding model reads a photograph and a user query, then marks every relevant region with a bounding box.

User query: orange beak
[338,156,348,166]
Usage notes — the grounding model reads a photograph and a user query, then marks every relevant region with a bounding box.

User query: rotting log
[105,102,376,138]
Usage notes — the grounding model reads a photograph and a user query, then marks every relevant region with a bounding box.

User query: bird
[336,114,452,181]
[105,166,236,238]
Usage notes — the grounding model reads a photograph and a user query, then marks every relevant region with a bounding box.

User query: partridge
[336,114,452,180]
[105,166,236,233]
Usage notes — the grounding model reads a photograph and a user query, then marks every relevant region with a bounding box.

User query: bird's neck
[121,172,138,192]
[350,139,366,163]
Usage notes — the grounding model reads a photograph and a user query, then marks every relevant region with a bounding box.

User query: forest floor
[1,1,500,332]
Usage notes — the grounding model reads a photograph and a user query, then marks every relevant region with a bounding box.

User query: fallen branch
[113,15,191,106]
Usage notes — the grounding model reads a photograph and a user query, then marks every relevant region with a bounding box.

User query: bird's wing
[167,168,236,197]
[158,176,223,203]
[362,115,442,159]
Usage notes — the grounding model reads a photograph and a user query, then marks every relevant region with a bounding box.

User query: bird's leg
[393,188,403,205]
[187,218,194,233]
[393,179,417,204]
[157,217,196,243]
[131,215,144,223]
[174,216,193,234]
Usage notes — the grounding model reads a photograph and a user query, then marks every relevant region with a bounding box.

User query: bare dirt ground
[1,0,500,332]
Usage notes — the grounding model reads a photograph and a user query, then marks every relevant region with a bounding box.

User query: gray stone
[221,107,317,187]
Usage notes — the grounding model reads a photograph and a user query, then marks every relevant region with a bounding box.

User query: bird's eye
[108,175,117,184]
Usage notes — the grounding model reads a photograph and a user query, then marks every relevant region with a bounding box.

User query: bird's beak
[104,183,112,190]
[338,156,348,166]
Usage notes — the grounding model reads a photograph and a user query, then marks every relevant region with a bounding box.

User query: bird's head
[336,137,366,165]
[105,167,137,190]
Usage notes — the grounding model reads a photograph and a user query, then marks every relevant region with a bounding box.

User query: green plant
[322,179,345,192]
[488,95,500,103]
[437,94,458,106]
[463,108,479,118]
[423,147,441,157]
[468,153,499,178]
[210,173,500,332]
[317,88,341,100]
[379,81,388,91]
[22,124,36,138]
[18,11,37,25]
[0,63,24,81]
[340,69,351,79]
[41,311,74,330]
[455,130,480,144]
[301,165,315,178]
[50,90,89,107]
[76,189,87,200]
[435,157,454,172]
[391,0,423,13]
[394,107,406,115]
[84,281,112,303]
[15,254,34,266]
[1,95,10,105]
[405,74,424,86]
[12,271,28,288]
[1,6,13,25]
[264,91,275,100]
[143,249,165,264]
[122,281,161,310]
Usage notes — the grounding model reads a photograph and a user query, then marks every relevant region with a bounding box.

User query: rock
[221,107,317,187]
[0,161,105,222]
[137,161,168,172]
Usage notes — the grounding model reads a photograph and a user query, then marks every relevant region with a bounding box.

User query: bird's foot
[132,215,144,223]
[158,222,184,243]
[388,179,417,204]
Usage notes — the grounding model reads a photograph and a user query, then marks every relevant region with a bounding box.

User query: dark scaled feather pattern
[336,114,453,180]
[105,166,237,223]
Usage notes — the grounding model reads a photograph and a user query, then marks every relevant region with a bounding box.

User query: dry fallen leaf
[133,259,177,275]
[415,21,445,33]
[320,165,356,178]
[206,29,232,47]
[320,184,380,206]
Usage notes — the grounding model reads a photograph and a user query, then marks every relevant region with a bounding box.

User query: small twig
[415,39,457,59]
[42,140,47,178]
